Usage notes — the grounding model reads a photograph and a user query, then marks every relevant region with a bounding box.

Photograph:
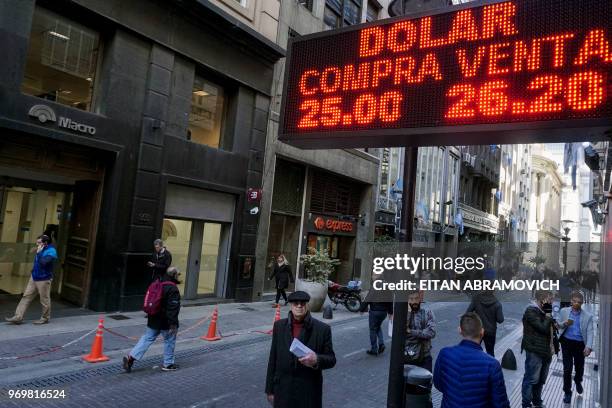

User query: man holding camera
[5,235,57,325]
[557,291,594,404]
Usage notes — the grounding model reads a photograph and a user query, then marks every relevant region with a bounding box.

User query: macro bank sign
[28,104,97,135]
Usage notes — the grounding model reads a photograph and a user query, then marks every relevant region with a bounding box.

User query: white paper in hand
[290,338,314,358]
[388,319,393,338]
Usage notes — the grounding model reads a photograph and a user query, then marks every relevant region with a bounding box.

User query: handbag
[404,342,426,364]
[403,312,426,364]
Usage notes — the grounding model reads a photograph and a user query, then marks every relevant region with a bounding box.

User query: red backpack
[143,280,176,315]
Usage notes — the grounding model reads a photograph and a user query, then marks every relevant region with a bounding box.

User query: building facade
[0,0,283,310]
[527,144,563,271]
[546,143,598,273]
[413,146,461,249]
[497,144,532,244]
[373,147,402,239]
[252,0,391,298]
[458,145,501,242]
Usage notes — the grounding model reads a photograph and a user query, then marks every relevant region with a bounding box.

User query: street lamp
[578,244,584,275]
[561,220,574,275]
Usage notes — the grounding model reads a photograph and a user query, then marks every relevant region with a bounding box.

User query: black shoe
[366,349,378,356]
[576,382,583,395]
[563,393,571,404]
[378,344,386,354]
[162,364,178,371]
[122,356,134,373]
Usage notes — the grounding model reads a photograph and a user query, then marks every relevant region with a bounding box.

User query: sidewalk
[430,302,600,408]
[504,303,599,408]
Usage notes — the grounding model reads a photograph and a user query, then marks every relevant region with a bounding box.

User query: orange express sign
[313,216,355,234]
[279,0,612,148]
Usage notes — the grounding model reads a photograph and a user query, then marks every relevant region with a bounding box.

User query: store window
[307,235,339,258]
[189,75,226,149]
[21,7,100,111]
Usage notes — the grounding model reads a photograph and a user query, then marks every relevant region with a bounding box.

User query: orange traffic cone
[265,304,281,334]
[83,318,110,363]
[201,306,221,341]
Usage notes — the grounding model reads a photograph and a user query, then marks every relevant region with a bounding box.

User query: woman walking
[269,254,293,306]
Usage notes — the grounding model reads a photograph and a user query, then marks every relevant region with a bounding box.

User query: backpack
[143,280,176,316]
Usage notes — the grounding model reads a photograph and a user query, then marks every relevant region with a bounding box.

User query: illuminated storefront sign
[312,215,356,235]
[279,0,612,148]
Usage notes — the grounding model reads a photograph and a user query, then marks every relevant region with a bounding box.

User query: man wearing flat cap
[265,291,336,408]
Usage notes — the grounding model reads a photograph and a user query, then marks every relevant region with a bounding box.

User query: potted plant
[296,247,340,312]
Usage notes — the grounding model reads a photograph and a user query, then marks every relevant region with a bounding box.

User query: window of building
[298,0,314,11]
[379,148,390,198]
[189,75,226,149]
[307,234,339,258]
[366,1,381,22]
[324,0,362,29]
[21,7,100,111]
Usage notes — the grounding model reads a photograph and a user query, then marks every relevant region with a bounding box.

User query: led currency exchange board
[279,0,612,148]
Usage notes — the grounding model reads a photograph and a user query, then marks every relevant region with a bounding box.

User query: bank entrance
[0,135,105,307]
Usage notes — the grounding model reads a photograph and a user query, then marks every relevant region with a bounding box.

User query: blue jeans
[522,351,552,407]
[129,327,176,366]
[368,311,387,350]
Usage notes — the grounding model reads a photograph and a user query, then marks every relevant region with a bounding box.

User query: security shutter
[271,160,305,216]
[310,170,361,216]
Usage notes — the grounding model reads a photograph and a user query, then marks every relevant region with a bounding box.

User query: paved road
[0,299,529,408]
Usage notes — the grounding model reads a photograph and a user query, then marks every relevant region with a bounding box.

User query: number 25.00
[297,91,403,128]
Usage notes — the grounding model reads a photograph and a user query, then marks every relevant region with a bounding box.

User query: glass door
[162,218,192,296]
[198,222,221,295]
[162,218,229,300]
[0,185,69,296]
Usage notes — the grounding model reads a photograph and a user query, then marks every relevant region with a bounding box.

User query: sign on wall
[310,214,357,236]
[279,0,612,148]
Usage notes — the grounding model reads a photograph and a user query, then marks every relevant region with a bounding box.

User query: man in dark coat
[466,290,504,356]
[433,312,510,408]
[265,291,336,408]
[269,254,293,306]
[123,267,181,373]
[148,238,172,281]
[521,290,556,408]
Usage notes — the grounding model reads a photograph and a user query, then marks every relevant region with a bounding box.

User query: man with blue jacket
[557,291,595,404]
[5,235,57,325]
[433,312,510,408]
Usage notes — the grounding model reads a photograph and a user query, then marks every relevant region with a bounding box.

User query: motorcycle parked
[328,280,362,312]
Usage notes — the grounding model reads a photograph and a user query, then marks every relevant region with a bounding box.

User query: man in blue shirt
[5,235,57,325]
[557,291,595,404]
[433,312,510,408]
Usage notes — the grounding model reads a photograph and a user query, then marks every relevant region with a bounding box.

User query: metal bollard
[403,365,433,408]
